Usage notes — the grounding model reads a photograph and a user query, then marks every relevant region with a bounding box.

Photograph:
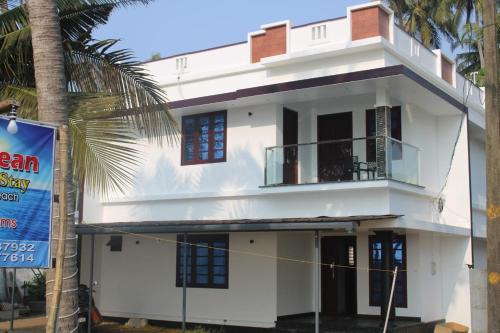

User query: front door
[283,108,298,184]
[317,112,353,182]
[321,236,357,317]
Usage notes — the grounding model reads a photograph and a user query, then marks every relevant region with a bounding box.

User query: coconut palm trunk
[26,1,78,332]
[483,0,500,331]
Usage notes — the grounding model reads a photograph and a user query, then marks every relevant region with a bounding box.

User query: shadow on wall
[108,141,266,221]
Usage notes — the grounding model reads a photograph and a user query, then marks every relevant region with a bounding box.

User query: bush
[22,271,46,300]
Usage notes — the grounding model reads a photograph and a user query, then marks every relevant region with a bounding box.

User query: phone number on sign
[0,241,36,263]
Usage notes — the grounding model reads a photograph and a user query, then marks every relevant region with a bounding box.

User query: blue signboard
[0,118,56,268]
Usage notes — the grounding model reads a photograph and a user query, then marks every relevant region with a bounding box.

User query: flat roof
[76,214,401,234]
[142,16,347,65]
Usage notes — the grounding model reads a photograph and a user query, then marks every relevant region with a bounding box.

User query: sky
[94,0,364,62]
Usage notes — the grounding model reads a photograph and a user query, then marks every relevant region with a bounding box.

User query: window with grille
[176,234,229,289]
[181,111,227,165]
[369,234,407,308]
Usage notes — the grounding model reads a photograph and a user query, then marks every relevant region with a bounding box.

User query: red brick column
[251,25,287,63]
[351,6,390,41]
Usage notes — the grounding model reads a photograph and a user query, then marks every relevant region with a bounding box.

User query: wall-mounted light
[6,102,18,134]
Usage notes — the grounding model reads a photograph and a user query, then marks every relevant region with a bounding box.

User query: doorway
[321,236,357,317]
[283,108,298,184]
[317,112,353,182]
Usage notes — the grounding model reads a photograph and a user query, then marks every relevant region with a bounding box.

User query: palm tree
[454,6,500,81]
[454,23,483,75]
[25,2,75,331]
[2,1,178,331]
[384,0,458,49]
[453,0,485,68]
[0,0,178,196]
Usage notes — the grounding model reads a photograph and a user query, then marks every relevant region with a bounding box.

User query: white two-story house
[77,1,487,331]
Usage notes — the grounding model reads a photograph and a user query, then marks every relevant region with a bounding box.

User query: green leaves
[385,0,461,49]
[69,93,143,196]
[0,0,178,196]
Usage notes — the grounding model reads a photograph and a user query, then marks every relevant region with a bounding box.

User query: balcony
[265,136,420,186]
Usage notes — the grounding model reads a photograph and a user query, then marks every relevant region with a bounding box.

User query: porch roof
[75,214,400,235]
[167,65,468,113]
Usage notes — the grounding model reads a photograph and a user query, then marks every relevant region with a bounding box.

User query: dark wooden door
[321,236,357,317]
[283,108,298,184]
[317,112,353,182]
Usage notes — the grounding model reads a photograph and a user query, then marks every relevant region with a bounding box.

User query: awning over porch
[75,214,401,234]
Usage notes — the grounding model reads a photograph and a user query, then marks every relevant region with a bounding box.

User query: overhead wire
[86,223,410,274]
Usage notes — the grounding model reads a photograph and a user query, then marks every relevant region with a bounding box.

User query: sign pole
[47,125,69,333]
[182,233,188,333]
[9,268,16,332]
[88,234,95,333]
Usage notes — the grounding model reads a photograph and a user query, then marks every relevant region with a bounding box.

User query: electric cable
[86,223,410,274]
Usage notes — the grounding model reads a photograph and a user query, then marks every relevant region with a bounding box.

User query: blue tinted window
[177,235,229,289]
[182,111,226,165]
[213,275,225,285]
[369,235,407,308]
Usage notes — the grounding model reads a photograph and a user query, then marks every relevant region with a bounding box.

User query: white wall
[470,239,487,333]
[290,18,349,52]
[437,117,473,248]
[439,236,472,328]
[277,232,314,316]
[81,232,278,328]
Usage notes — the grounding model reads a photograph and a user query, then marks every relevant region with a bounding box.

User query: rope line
[87,224,409,273]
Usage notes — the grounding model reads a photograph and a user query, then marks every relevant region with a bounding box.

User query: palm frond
[0,85,37,118]
[0,0,179,197]
[0,25,33,83]
[57,0,154,40]
[64,39,179,144]
[69,93,143,196]
[0,4,28,36]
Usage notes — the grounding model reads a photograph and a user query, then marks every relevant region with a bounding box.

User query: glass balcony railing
[265,136,420,186]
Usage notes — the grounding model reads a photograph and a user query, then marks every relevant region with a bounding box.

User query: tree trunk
[483,0,500,332]
[25,1,78,333]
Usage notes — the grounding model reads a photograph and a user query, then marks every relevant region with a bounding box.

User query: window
[176,234,229,289]
[311,24,327,41]
[181,111,227,165]
[365,107,402,162]
[369,234,407,308]
[176,57,188,71]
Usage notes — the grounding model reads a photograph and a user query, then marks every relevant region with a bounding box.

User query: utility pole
[483,0,499,332]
